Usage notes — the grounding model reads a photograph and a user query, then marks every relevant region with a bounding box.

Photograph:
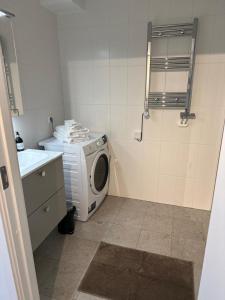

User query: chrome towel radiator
[137,18,198,142]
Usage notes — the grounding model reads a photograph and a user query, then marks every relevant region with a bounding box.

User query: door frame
[0,41,39,299]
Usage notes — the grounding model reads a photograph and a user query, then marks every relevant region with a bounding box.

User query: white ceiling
[40,0,85,14]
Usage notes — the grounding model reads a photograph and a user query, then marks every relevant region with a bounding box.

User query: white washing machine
[39,133,109,221]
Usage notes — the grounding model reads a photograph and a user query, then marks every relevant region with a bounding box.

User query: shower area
[56,1,225,212]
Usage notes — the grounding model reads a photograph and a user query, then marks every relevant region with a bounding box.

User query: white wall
[0,214,18,300]
[198,125,225,300]
[0,0,65,148]
[57,0,225,210]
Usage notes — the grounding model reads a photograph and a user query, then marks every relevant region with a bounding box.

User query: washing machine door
[90,150,109,195]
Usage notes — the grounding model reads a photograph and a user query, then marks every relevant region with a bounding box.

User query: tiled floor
[34,196,210,300]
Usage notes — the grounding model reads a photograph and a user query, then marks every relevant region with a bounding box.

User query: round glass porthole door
[90,151,109,194]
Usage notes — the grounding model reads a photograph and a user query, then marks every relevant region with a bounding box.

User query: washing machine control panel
[96,139,104,147]
[83,135,107,156]
[96,135,107,147]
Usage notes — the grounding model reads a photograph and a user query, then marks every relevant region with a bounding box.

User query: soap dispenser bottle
[15,132,24,152]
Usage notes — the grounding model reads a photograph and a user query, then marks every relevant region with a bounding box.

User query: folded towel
[54,131,89,144]
[55,125,90,138]
[64,119,76,126]
[54,120,90,144]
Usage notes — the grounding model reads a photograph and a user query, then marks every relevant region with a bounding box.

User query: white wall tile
[128,0,150,23]
[127,66,146,105]
[193,0,225,17]
[151,39,168,57]
[127,106,143,140]
[186,144,220,181]
[161,110,191,143]
[58,28,91,64]
[211,15,225,55]
[183,177,214,210]
[140,141,161,201]
[89,27,109,66]
[58,0,225,210]
[128,23,147,66]
[63,99,80,120]
[110,66,127,105]
[159,142,189,177]
[165,72,188,92]
[196,15,214,55]
[157,175,186,206]
[168,0,193,18]
[189,107,225,145]
[109,24,128,66]
[192,63,225,109]
[143,110,163,141]
[107,0,129,25]
[150,72,166,92]
[167,37,192,56]
[110,105,128,140]
[91,66,110,104]
[66,63,92,103]
[109,140,144,198]
[79,104,110,134]
[149,0,171,19]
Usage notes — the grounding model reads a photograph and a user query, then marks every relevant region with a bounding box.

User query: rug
[78,242,195,300]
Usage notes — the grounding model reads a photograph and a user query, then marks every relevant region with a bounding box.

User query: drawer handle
[44,206,50,213]
[38,170,46,177]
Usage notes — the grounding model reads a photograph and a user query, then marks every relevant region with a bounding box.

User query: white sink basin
[18,149,63,178]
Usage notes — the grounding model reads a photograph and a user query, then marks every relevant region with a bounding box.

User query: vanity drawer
[23,157,64,216]
[28,188,66,251]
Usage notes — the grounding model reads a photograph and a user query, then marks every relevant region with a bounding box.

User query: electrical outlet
[177,119,189,127]
[133,130,141,140]
[48,112,53,124]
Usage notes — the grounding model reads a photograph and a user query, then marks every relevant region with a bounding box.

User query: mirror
[0,15,23,116]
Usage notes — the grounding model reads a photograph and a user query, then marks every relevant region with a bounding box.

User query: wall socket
[133,130,141,140]
[48,112,54,124]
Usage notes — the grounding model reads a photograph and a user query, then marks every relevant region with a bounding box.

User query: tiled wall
[2,0,65,148]
[57,0,225,210]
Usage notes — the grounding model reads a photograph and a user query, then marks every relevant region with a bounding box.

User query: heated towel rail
[137,18,198,142]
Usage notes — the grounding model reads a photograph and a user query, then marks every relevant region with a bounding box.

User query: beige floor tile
[193,265,203,299]
[113,198,147,227]
[34,229,67,261]
[90,195,124,223]
[35,235,99,267]
[61,237,99,266]
[145,201,174,217]
[172,218,206,241]
[77,292,107,299]
[171,237,206,266]
[35,196,208,299]
[142,213,173,234]
[173,206,211,224]
[137,230,172,256]
[40,295,55,300]
[71,290,79,300]
[75,220,110,242]
[103,223,141,248]
[37,256,86,300]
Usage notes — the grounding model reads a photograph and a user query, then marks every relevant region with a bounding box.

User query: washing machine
[39,133,109,221]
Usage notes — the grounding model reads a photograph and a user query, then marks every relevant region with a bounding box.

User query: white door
[0,39,39,299]
[198,125,225,300]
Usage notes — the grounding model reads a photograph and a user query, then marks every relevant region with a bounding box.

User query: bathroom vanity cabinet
[22,156,66,250]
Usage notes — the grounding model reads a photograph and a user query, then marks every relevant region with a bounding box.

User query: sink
[18,149,63,178]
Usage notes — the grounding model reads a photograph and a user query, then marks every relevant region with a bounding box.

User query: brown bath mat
[78,242,194,300]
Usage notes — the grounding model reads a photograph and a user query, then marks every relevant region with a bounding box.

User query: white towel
[55,125,90,138]
[54,120,90,143]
